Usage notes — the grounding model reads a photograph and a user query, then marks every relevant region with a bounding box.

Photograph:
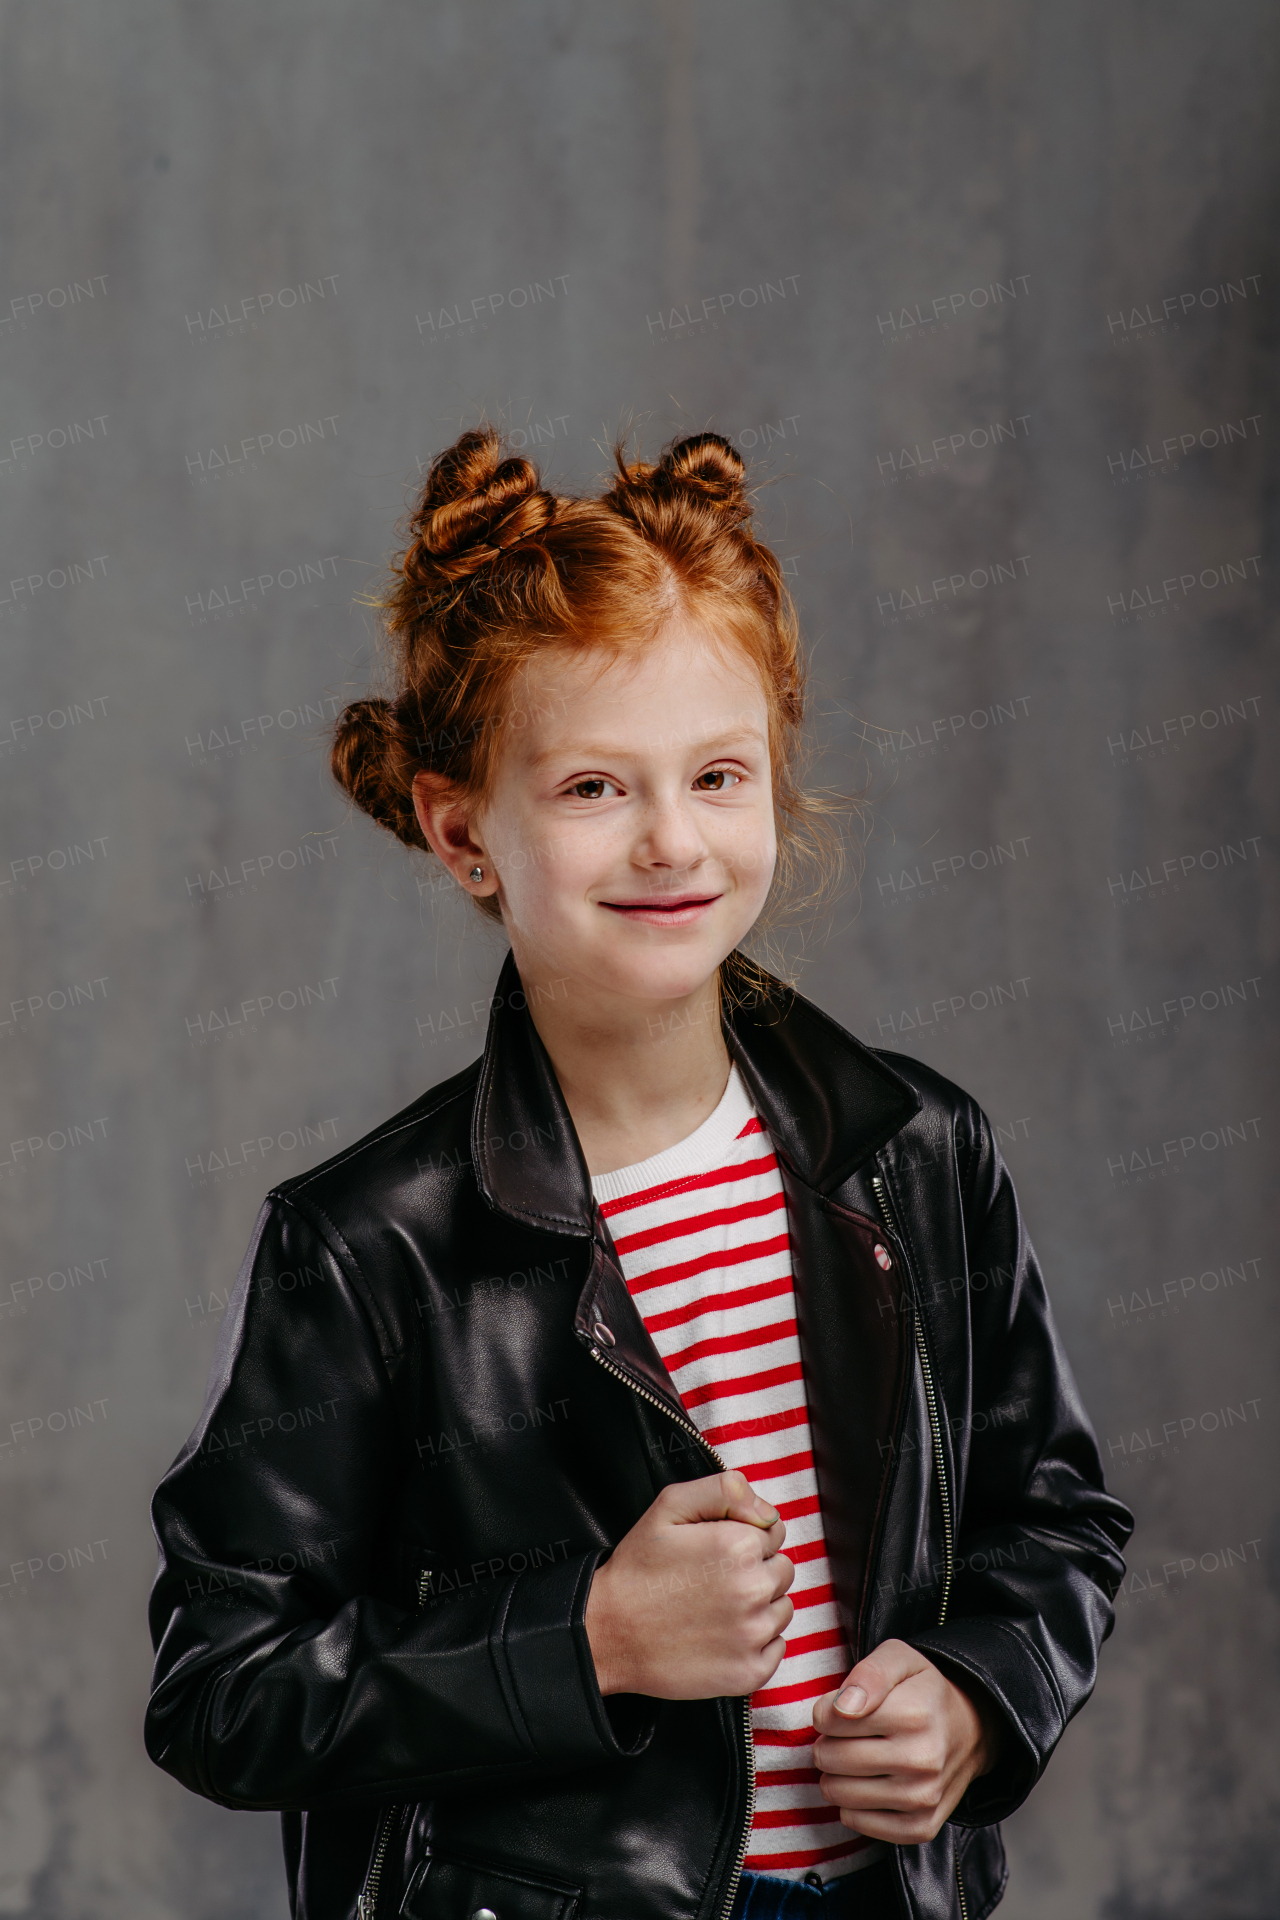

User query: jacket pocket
[400,1850,582,1920]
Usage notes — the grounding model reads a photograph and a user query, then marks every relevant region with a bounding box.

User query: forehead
[511,623,769,746]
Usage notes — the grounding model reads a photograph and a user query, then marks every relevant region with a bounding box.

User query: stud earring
[469,866,484,884]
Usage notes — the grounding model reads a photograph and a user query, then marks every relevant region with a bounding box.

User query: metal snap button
[873,1242,892,1271]
[469,1908,499,1920]
[803,1869,824,1889]
[593,1321,616,1346]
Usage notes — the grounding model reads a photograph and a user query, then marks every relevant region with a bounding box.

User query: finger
[692,1517,787,1565]
[832,1804,939,1846]
[812,1729,909,1777]
[813,1684,914,1738]
[756,1516,789,1558]
[817,1765,968,1846]
[836,1811,944,1845]
[763,1595,794,1643]
[759,1630,789,1677]
[819,1766,915,1808]
[815,1695,921,1740]
[814,1667,937,1741]
[827,1638,930,1721]
[768,1551,795,1598]
[664,1469,780,1530]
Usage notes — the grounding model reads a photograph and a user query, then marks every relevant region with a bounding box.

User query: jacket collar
[471,950,922,1233]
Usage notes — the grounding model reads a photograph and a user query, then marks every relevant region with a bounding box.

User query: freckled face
[475,622,777,1008]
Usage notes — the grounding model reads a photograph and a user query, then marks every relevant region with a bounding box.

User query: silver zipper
[356,1798,394,1920]
[870,1176,954,1626]
[356,1567,435,1919]
[584,1336,756,1920]
[871,1174,968,1918]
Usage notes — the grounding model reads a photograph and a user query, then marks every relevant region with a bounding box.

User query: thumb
[833,1639,929,1718]
[664,1468,780,1530]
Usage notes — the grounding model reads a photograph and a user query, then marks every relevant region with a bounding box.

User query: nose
[631,789,710,880]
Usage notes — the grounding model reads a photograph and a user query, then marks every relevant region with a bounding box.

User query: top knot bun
[606,430,752,531]
[660,432,749,506]
[401,425,559,600]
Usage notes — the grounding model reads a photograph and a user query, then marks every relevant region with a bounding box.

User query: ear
[411,771,499,898]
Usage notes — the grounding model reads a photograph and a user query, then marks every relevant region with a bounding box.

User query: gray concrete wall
[1,4,1276,1914]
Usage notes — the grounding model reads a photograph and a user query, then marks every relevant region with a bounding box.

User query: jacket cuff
[905,1622,1063,1824]
[496,1548,658,1765]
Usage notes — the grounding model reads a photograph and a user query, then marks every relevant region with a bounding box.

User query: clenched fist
[812,1639,1006,1844]
[585,1470,794,1699]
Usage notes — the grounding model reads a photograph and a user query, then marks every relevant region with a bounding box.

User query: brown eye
[567,777,620,800]
[695,769,740,791]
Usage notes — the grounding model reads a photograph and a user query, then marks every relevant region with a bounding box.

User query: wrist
[967,1685,1007,1778]
[584,1559,629,1697]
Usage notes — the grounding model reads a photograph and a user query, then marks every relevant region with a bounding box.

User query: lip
[599,892,722,927]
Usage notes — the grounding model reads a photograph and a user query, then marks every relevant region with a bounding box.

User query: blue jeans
[729,1858,896,1920]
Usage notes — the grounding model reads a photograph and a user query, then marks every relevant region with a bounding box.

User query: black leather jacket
[146,955,1133,1920]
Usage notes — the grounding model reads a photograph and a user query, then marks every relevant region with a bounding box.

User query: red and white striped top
[592,1066,884,1883]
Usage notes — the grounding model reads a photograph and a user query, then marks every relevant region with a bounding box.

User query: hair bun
[660,432,748,507]
[331,696,425,848]
[402,426,558,594]
[608,430,751,529]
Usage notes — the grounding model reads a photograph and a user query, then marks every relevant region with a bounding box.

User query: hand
[811,1639,1005,1844]
[585,1470,794,1699]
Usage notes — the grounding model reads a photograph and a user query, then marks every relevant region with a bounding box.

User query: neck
[519,965,733,1177]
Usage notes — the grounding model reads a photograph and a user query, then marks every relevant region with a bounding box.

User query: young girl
[146,428,1133,1920]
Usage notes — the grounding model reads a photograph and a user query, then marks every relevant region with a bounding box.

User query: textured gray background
[1,3,1276,1915]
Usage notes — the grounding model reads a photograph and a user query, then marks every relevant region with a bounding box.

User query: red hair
[332,426,845,930]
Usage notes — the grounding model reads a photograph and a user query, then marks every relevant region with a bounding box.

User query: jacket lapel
[719,956,922,1191]
[470,952,595,1237]
[472,950,922,1226]
[470,951,925,1597]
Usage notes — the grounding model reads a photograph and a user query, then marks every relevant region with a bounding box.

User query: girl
[146,428,1132,1920]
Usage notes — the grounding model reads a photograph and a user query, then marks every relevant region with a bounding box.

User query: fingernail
[835,1686,866,1715]
[760,1505,779,1524]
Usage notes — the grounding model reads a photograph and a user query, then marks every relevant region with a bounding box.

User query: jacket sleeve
[902,1106,1134,1826]
[144,1195,653,1813]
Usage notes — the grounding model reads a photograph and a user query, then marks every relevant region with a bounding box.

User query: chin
[606,947,737,1006]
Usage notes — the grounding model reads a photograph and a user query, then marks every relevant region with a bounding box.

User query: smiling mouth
[600,892,722,918]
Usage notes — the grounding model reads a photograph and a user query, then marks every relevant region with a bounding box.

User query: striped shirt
[592,1066,884,1882]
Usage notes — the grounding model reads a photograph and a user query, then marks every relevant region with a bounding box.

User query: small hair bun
[330,696,424,848]
[608,430,751,528]
[661,432,748,507]
[402,426,558,595]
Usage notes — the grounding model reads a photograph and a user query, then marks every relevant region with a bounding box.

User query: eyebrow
[528,725,768,770]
